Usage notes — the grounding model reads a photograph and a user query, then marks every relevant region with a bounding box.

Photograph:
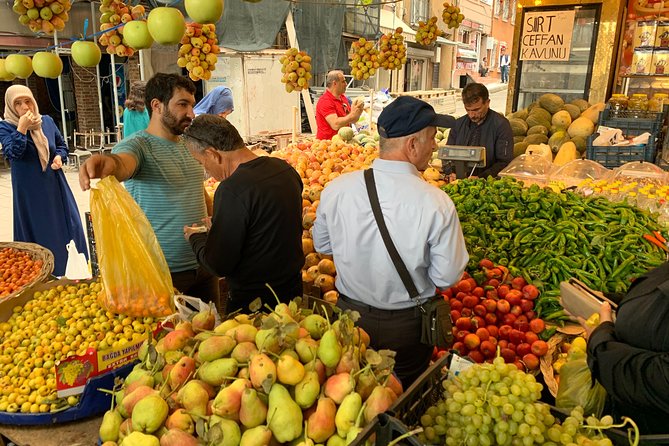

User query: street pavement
[0,85,510,244]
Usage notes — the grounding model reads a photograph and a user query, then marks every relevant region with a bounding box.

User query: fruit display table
[0,415,102,446]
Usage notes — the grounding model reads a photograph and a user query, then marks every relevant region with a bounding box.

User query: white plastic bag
[64,240,91,280]
[593,127,625,146]
[163,294,222,329]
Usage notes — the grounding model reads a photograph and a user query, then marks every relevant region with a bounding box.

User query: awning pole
[54,31,69,149]
[110,53,121,132]
[91,1,104,131]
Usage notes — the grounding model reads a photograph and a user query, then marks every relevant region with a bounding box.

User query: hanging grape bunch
[280,48,312,93]
[378,28,407,71]
[416,16,443,46]
[99,0,144,57]
[12,0,71,34]
[442,2,464,29]
[177,23,220,82]
[349,37,380,81]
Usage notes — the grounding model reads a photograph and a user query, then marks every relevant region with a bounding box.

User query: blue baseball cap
[378,96,455,138]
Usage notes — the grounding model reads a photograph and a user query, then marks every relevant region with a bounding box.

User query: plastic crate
[599,106,664,137]
[586,134,657,168]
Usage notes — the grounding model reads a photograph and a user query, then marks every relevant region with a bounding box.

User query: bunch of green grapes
[417,357,629,446]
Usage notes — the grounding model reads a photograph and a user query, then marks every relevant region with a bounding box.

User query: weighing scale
[437,145,486,179]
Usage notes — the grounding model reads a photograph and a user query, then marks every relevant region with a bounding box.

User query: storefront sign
[520,10,575,61]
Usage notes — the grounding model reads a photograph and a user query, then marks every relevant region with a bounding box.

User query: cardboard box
[652,49,669,74]
[634,20,658,48]
[656,21,669,47]
[633,48,654,74]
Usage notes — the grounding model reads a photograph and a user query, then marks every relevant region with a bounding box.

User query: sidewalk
[0,166,90,243]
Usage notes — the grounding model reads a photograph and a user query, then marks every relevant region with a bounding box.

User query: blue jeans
[501,65,509,83]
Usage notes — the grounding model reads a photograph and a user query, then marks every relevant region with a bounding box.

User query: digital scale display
[437,146,486,163]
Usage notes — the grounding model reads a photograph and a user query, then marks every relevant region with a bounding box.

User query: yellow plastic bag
[556,352,607,417]
[90,176,174,317]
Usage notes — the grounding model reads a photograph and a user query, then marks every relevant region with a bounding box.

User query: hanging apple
[99,0,137,57]
[0,59,17,82]
[177,22,220,82]
[5,54,33,79]
[123,20,153,50]
[32,51,63,78]
[71,40,102,67]
[12,0,71,35]
[147,7,186,45]
[185,0,223,25]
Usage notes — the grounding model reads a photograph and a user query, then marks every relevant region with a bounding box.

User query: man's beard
[162,107,191,135]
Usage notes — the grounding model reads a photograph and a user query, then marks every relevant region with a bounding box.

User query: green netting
[218,0,290,52]
[293,1,346,76]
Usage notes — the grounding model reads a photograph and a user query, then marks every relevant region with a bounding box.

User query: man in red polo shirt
[315,70,364,140]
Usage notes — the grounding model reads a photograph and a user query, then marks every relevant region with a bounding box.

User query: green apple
[147,7,186,45]
[32,52,63,79]
[71,40,102,67]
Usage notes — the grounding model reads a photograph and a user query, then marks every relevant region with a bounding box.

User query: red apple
[514,359,525,371]
[510,305,523,317]
[464,333,481,350]
[497,300,511,314]
[483,299,498,313]
[473,316,486,329]
[524,310,537,320]
[529,318,545,334]
[441,288,453,299]
[455,317,472,331]
[522,284,540,300]
[508,343,517,352]
[498,325,513,340]
[450,310,461,322]
[480,340,496,358]
[456,280,472,293]
[511,277,527,290]
[472,287,485,298]
[468,350,485,363]
[450,299,463,312]
[475,327,490,342]
[463,295,480,309]
[509,329,525,345]
[456,330,469,342]
[525,332,539,345]
[467,278,478,289]
[455,291,467,301]
[498,339,509,349]
[502,313,517,326]
[514,320,530,333]
[452,341,466,355]
[516,342,532,357]
[531,340,548,356]
[500,348,516,363]
[486,278,500,288]
[486,290,498,300]
[479,259,494,269]
[519,299,534,312]
[486,325,499,339]
[473,304,487,317]
[497,284,510,298]
[461,308,472,317]
[522,353,540,370]
[506,290,523,306]
[484,313,498,325]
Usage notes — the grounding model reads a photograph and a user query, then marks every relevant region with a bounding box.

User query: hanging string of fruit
[349,37,379,81]
[442,2,464,29]
[415,16,443,47]
[177,23,220,82]
[98,0,145,57]
[12,0,71,35]
[280,48,312,93]
[378,28,407,71]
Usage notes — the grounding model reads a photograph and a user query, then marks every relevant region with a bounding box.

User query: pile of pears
[99,299,404,446]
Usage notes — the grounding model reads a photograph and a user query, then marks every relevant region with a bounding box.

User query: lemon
[571,336,587,353]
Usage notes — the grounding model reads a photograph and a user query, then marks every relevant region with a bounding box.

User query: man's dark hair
[145,73,196,117]
[183,114,245,152]
[462,83,490,106]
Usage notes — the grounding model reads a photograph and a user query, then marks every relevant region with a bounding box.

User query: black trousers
[337,295,433,388]
[171,266,220,304]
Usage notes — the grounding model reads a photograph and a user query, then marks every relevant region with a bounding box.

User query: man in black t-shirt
[182,114,304,313]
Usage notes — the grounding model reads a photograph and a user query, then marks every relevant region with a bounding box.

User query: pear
[168,356,196,390]
[231,341,259,363]
[277,353,306,385]
[122,431,160,446]
[192,307,216,332]
[249,353,277,390]
[294,370,320,409]
[317,329,341,368]
[334,392,362,438]
[300,314,328,339]
[214,318,239,335]
[198,335,236,362]
[323,372,354,404]
[119,385,156,418]
[226,323,258,343]
[131,394,169,434]
[306,397,336,443]
[295,338,319,363]
[160,428,198,446]
[211,378,250,419]
[176,380,209,418]
[125,374,155,394]
[364,385,397,424]
[239,387,268,428]
[165,408,194,434]
[175,320,196,337]
[255,328,281,354]
[386,373,403,397]
[325,434,347,446]
[210,416,242,446]
[267,383,303,443]
[99,409,123,442]
[119,418,133,443]
[355,368,377,401]
[239,424,273,446]
[335,347,360,374]
[125,368,155,387]
[164,350,185,365]
[198,357,239,387]
[158,329,191,353]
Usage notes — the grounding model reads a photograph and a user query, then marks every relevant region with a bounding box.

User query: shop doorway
[405,58,426,91]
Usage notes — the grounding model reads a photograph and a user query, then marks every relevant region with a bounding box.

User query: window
[502,0,510,21]
[495,0,502,17]
[411,0,429,24]
[461,30,470,44]
[510,0,516,24]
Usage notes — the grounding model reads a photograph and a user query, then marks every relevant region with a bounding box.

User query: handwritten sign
[520,10,575,61]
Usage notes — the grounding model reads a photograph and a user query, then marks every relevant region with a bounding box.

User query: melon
[580,103,605,124]
[569,98,590,113]
[513,136,525,144]
[509,118,529,136]
[553,141,578,166]
[562,104,581,121]
[551,110,572,129]
[526,114,551,130]
[529,107,552,123]
[539,93,565,114]
[567,117,596,139]
[548,131,570,153]
[513,142,529,157]
[527,102,540,112]
[338,127,354,142]
[527,125,549,136]
[570,136,587,153]
[550,125,567,135]
[524,133,549,145]
[510,108,529,120]
[525,143,553,164]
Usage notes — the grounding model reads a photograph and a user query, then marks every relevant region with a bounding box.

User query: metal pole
[110,53,121,132]
[138,49,146,81]
[54,31,69,149]
[91,1,104,131]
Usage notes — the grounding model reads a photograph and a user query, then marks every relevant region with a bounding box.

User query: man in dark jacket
[446,83,514,178]
[585,261,669,434]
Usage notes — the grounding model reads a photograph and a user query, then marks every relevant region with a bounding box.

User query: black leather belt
[338,293,418,315]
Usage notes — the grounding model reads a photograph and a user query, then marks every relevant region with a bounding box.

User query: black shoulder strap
[364,168,423,308]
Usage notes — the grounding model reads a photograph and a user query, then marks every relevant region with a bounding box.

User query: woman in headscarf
[122,80,149,139]
[0,84,88,276]
[194,86,234,118]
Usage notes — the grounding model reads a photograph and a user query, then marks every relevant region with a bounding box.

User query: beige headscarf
[4,85,50,171]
